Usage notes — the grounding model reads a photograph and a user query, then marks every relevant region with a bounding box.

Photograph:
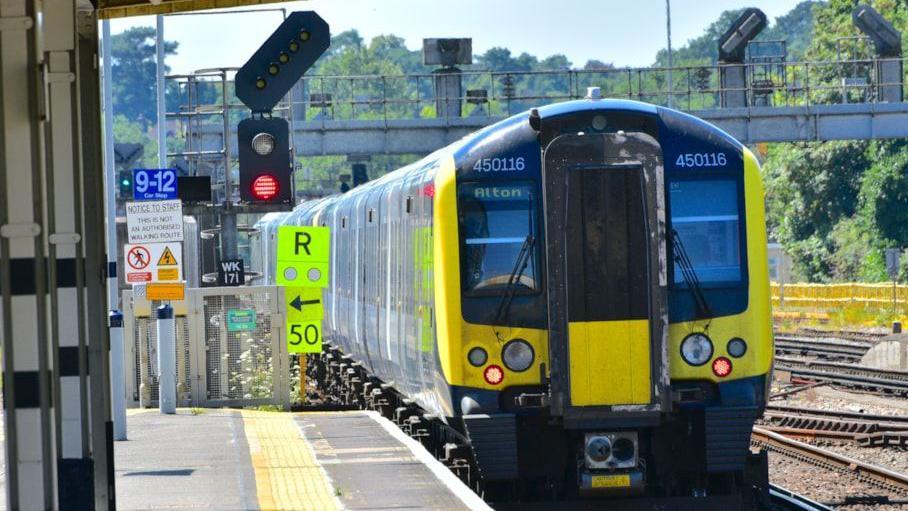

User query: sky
[109,0,805,74]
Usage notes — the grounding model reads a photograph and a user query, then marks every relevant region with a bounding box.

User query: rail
[752,427,908,495]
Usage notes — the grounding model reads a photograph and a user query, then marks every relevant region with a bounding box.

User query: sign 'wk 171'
[276,226,330,354]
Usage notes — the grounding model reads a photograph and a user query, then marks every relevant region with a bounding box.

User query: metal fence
[165,57,908,127]
[772,282,908,310]
[121,285,290,409]
[291,58,906,121]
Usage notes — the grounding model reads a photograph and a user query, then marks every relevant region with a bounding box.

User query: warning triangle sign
[157,247,179,266]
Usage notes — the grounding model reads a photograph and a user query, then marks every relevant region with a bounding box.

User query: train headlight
[727,337,747,358]
[252,132,275,155]
[680,333,713,366]
[467,347,487,367]
[611,437,635,462]
[502,339,534,372]
[585,437,611,464]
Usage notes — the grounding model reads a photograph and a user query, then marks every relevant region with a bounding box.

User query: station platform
[114,408,490,511]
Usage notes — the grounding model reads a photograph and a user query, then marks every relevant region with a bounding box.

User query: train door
[541,131,669,422]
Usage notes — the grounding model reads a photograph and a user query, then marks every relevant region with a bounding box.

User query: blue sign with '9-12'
[133,168,178,200]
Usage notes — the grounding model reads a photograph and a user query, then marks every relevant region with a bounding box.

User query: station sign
[124,242,182,284]
[285,287,323,353]
[125,199,184,244]
[276,226,330,287]
[133,168,178,200]
[217,259,245,287]
[146,282,185,301]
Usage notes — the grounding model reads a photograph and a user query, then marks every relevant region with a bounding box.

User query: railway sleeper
[857,431,908,448]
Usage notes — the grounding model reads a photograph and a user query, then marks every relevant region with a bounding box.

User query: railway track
[752,427,908,496]
[791,327,888,344]
[768,485,832,511]
[773,335,871,362]
[774,355,908,396]
[761,404,908,446]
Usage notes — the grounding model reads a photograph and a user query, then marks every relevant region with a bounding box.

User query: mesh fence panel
[203,292,276,402]
[134,313,192,406]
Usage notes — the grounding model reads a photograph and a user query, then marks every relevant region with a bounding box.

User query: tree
[110,27,179,128]
[762,0,908,282]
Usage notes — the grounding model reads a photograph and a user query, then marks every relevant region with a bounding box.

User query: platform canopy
[97,0,298,19]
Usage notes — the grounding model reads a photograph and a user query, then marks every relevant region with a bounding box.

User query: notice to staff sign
[125,199,184,244]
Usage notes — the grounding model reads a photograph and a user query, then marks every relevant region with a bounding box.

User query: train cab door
[541,131,669,425]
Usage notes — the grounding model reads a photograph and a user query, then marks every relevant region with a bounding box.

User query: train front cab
[537,111,671,497]
[438,101,772,502]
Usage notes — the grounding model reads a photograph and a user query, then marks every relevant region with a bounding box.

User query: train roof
[451,98,744,158]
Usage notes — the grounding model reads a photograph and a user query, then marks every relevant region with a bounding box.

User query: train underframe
[305,343,773,510]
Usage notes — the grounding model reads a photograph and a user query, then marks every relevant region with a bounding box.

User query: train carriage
[253,92,773,505]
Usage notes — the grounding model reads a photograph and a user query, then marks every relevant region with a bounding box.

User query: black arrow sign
[290,295,321,312]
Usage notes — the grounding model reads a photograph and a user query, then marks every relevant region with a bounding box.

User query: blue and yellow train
[253,94,773,504]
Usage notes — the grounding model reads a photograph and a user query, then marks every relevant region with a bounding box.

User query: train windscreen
[669,179,743,285]
[458,182,539,295]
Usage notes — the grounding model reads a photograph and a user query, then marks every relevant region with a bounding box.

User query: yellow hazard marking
[591,474,631,488]
[157,246,179,266]
[157,268,179,281]
[241,410,339,511]
[146,282,185,301]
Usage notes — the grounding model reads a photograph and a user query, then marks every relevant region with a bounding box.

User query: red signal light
[483,364,504,385]
[712,357,732,378]
[251,174,280,201]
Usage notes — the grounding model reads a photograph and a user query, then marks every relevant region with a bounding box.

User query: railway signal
[235,11,330,113]
[238,117,292,203]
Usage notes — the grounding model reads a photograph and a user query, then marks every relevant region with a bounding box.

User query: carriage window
[458,182,538,294]
[669,179,743,285]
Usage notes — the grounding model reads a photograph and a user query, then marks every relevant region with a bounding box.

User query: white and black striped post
[156,304,177,414]
[1,2,114,508]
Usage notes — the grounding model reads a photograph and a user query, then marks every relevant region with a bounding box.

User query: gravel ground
[766,378,908,509]
[767,453,908,510]
[774,385,908,417]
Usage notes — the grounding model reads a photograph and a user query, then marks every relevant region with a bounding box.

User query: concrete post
[433,68,462,118]
[109,311,127,440]
[720,65,748,108]
[156,304,176,414]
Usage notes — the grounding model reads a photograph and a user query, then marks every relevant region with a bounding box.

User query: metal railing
[163,57,908,140]
[286,57,905,121]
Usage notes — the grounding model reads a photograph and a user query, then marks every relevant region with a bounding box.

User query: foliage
[110,27,180,128]
[764,0,908,283]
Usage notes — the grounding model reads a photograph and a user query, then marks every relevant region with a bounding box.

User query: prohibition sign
[127,246,151,270]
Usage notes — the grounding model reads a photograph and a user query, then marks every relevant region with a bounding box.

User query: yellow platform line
[241,410,340,511]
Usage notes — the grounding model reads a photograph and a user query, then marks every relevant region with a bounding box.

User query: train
[252,92,773,506]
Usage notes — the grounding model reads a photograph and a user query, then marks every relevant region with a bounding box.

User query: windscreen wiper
[670,228,712,319]
[494,234,536,325]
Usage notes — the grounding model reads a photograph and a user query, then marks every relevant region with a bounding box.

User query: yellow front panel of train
[568,319,651,406]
